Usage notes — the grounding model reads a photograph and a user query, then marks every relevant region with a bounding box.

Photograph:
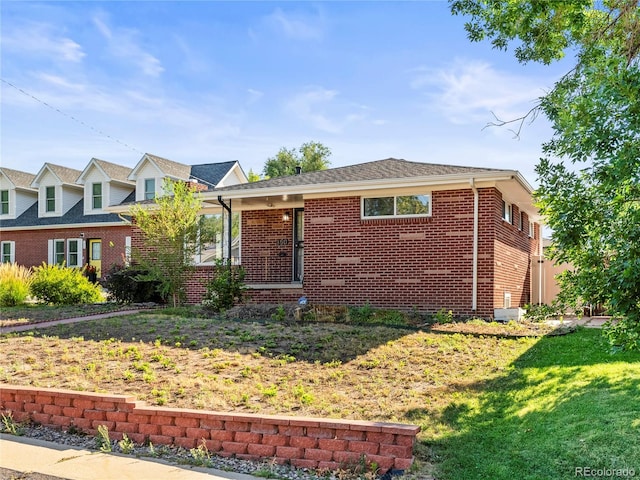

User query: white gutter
[538,225,544,304]
[470,178,479,312]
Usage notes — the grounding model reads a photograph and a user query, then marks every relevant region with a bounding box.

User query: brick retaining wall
[0,385,419,473]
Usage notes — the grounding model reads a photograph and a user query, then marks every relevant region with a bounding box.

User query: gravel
[7,424,386,480]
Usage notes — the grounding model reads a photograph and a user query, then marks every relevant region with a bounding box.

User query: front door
[88,239,102,277]
[293,209,304,282]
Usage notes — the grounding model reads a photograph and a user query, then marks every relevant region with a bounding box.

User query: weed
[189,439,211,467]
[118,433,135,454]
[95,424,112,452]
[433,308,454,324]
[271,305,287,322]
[292,384,314,405]
[1,412,23,436]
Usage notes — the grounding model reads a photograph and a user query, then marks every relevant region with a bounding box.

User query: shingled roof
[144,153,192,180]
[31,163,83,187]
[189,161,240,190]
[1,168,36,190]
[215,158,507,192]
[90,158,133,183]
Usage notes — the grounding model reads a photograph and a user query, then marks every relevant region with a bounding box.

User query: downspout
[470,179,479,312]
[217,196,232,263]
[538,222,543,304]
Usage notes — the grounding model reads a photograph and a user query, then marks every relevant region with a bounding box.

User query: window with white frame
[1,241,15,263]
[67,239,83,268]
[48,239,65,265]
[45,186,56,212]
[144,178,156,200]
[195,212,241,264]
[529,221,535,238]
[92,183,103,210]
[502,200,512,224]
[0,190,8,215]
[362,193,431,218]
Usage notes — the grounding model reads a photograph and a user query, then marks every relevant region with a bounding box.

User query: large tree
[263,141,332,178]
[129,179,202,307]
[450,0,640,349]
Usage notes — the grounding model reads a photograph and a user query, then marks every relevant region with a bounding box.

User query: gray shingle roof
[0,199,127,228]
[189,161,239,190]
[46,164,83,185]
[91,158,133,183]
[1,168,36,190]
[145,153,191,180]
[215,158,507,192]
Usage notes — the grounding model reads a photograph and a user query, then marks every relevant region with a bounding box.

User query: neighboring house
[0,154,247,280]
[176,158,542,318]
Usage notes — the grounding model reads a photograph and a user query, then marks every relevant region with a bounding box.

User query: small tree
[129,179,202,307]
[263,141,331,178]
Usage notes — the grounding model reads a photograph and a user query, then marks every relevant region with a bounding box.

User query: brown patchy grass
[0,311,553,476]
[0,303,144,328]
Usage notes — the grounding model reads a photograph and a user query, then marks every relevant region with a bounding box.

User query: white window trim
[1,241,15,263]
[529,221,535,238]
[144,178,156,201]
[0,189,9,216]
[66,238,84,268]
[48,239,66,265]
[91,182,103,211]
[125,236,131,266]
[502,200,513,224]
[361,193,432,219]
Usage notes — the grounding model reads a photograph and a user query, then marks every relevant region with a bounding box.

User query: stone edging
[0,384,419,474]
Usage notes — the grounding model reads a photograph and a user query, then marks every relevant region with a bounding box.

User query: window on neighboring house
[195,212,241,264]
[502,200,512,224]
[519,211,525,231]
[1,241,15,263]
[144,178,156,200]
[67,239,82,268]
[92,183,103,209]
[0,190,9,215]
[529,221,535,238]
[46,186,56,212]
[48,239,65,265]
[362,193,431,218]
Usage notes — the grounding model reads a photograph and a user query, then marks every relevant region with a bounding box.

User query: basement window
[362,193,431,218]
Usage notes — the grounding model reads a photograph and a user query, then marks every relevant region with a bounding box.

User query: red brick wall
[1,384,419,473]
[2,225,133,277]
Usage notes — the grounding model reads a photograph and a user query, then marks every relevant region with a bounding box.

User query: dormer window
[46,186,56,212]
[92,183,103,209]
[144,178,155,200]
[0,190,8,215]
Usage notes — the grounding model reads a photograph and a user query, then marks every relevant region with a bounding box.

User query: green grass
[0,309,638,479]
[431,329,640,480]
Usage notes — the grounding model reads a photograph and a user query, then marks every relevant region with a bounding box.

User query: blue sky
[1,1,569,185]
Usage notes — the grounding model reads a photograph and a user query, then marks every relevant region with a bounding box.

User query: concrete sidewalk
[0,434,261,480]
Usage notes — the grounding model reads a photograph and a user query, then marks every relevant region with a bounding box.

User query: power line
[1,78,143,154]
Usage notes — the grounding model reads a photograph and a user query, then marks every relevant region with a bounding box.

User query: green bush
[101,264,166,304]
[203,260,247,312]
[30,263,104,305]
[0,263,32,307]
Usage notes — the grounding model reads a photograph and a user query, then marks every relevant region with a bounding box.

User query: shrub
[30,263,104,305]
[203,260,247,312]
[0,263,32,307]
[101,264,166,304]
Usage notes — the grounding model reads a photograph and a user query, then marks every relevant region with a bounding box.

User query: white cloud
[286,86,341,133]
[92,13,164,77]
[263,7,325,41]
[1,22,85,62]
[411,59,547,126]
[247,89,264,104]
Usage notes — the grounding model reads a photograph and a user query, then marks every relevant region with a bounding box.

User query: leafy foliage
[0,263,32,307]
[101,264,166,304]
[263,141,331,178]
[202,260,248,312]
[30,263,104,305]
[451,0,640,349]
[129,179,202,307]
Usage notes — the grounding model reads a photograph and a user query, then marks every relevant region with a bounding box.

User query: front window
[0,190,8,215]
[1,241,14,263]
[67,239,81,267]
[195,212,240,264]
[46,186,56,212]
[54,239,65,265]
[144,179,155,200]
[92,183,103,209]
[362,193,431,218]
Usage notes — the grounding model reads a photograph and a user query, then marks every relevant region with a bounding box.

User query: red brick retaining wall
[1,385,419,473]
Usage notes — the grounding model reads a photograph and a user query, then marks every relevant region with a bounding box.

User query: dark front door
[293,208,304,282]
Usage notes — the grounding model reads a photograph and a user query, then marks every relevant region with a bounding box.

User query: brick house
[184,158,542,318]
[0,154,246,279]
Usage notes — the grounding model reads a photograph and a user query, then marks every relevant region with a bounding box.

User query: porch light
[282,211,290,222]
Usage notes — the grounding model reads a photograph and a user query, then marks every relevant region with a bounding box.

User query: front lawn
[0,312,637,479]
